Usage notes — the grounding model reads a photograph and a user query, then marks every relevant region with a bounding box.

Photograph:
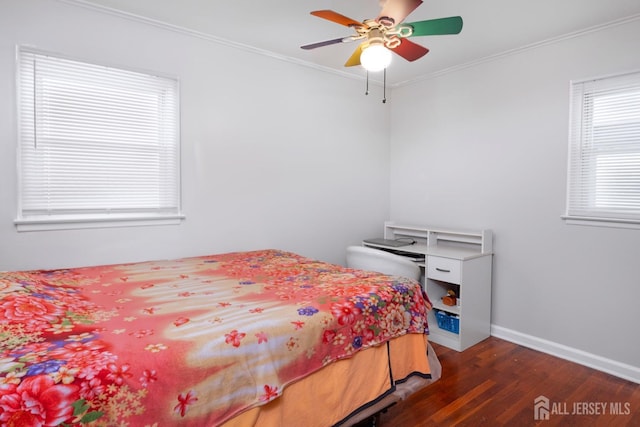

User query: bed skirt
[222,333,440,427]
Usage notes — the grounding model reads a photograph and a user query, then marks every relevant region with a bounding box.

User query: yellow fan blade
[344,44,364,67]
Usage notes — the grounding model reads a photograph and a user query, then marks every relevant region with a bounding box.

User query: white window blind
[566,70,640,227]
[17,48,181,230]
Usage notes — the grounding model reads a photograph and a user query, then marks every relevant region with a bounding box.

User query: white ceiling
[77,0,640,85]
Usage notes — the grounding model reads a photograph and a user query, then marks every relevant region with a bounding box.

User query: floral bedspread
[0,249,430,426]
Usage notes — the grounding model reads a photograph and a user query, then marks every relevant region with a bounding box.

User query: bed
[0,249,438,426]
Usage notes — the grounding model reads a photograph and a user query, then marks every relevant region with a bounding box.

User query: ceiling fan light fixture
[360,42,392,72]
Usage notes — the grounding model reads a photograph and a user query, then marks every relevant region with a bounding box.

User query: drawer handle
[435,268,451,273]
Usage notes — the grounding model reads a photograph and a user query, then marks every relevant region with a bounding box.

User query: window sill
[561,215,640,230]
[15,214,185,232]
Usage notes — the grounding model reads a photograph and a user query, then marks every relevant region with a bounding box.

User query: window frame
[564,69,640,230]
[15,47,183,232]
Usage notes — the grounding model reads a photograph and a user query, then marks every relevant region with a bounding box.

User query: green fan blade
[406,16,463,37]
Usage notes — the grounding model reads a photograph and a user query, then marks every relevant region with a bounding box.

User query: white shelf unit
[363,222,493,352]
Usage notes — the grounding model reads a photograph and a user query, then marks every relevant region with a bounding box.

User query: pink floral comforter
[0,249,430,426]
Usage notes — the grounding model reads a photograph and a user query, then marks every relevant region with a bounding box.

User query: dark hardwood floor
[375,337,640,426]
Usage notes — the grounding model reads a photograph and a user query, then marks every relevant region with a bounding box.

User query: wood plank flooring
[375,337,640,426]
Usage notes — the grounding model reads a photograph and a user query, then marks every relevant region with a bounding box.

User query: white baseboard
[491,325,640,384]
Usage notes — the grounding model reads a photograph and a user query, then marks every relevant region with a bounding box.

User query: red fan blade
[391,38,429,62]
[311,10,365,28]
[377,0,423,25]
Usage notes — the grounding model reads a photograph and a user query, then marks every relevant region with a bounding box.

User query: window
[16,47,182,231]
[565,70,640,228]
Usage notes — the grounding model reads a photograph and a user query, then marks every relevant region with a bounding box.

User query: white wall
[0,0,390,270]
[390,19,640,372]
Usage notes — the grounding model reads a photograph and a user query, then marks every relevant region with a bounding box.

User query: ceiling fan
[301,0,463,72]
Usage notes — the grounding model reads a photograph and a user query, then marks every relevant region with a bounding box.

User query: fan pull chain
[363,69,388,103]
[382,68,387,104]
[365,70,369,96]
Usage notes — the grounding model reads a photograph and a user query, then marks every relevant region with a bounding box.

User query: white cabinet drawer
[427,256,462,284]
